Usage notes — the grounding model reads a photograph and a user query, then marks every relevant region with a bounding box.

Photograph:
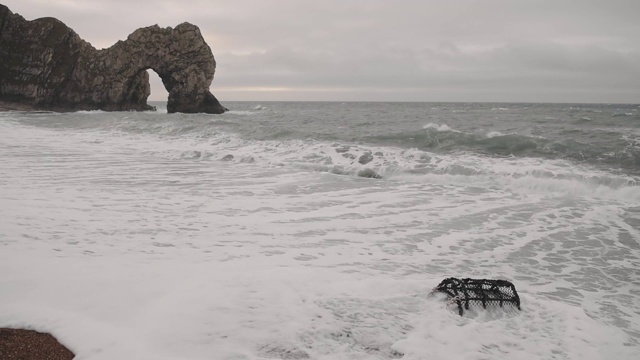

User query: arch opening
[147,69,169,103]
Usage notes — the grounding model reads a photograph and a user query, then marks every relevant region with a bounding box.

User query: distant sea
[1,102,639,359]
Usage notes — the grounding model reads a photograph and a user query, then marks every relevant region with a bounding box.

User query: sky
[3,0,639,103]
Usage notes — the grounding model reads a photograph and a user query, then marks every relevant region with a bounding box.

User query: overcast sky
[4,0,639,103]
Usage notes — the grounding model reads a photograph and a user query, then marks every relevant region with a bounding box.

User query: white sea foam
[1,113,639,359]
[422,123,458,132]
[226,110,259,116]
[76,109,107,114]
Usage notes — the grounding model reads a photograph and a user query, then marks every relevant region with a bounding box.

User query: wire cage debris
[432,277,521,316]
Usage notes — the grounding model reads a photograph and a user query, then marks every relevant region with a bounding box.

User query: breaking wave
[5,110,640,202]
[368,123,640,170]
[69,121,640,203]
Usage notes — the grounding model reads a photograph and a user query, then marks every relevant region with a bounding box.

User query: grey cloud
[3,0,639,102]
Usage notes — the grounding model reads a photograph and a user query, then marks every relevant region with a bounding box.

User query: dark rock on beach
[357,168,382,179]
[0,328,75,360]
[358,152,374,165]
[0,4,226,114]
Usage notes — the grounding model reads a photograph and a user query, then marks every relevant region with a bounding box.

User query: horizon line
[147,99,640,105]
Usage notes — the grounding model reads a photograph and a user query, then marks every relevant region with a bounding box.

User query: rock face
[0,4,226,113]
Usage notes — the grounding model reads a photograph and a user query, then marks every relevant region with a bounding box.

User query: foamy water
[0,103,639,359]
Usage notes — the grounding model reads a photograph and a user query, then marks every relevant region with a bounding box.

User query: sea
[0,101,639,360]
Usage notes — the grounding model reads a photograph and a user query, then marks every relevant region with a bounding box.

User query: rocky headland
[0,4,226,113]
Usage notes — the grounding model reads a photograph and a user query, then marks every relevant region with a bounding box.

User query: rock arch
[0,5,227,113]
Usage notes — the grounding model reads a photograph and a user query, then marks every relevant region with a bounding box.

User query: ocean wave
[367,125,640,171]
[6,109,639,201]
[573,117,591,123]
[422,123,459,132]
[75,110,107,114]
[226,110,259,116]
[123,127,639,203]
[198,141,639,202]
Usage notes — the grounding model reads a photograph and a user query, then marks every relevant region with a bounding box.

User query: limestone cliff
[0,4,227,113]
